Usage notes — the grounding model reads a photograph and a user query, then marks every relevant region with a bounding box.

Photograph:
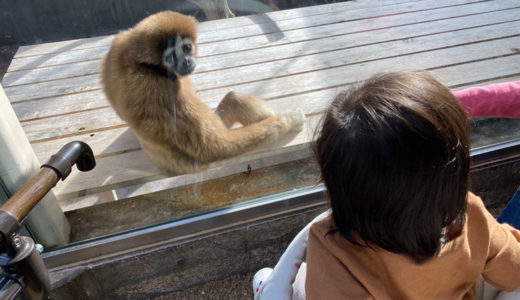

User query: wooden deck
[2,0,520,212]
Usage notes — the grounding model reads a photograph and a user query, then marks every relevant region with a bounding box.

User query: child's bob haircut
[314,70,471,262]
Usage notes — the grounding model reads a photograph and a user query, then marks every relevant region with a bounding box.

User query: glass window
[0,183,8,204]
[1,0,519,251]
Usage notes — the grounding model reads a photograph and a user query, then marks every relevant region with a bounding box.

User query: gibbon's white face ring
[163,47,176,70]
[162,34,196,77]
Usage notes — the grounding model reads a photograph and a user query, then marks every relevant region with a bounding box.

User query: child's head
[314,70,471,262]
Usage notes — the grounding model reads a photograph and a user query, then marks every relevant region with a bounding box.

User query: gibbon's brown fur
[101,11,305,173]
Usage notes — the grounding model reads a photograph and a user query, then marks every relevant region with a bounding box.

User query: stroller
[252,210,520,300]
[0,142,95,300]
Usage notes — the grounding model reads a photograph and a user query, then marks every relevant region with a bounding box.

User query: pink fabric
[452,81,520,118]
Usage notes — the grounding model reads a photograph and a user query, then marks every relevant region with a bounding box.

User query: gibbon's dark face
[162,33,196,77]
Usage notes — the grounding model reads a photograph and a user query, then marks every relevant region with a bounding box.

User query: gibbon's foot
[281,108,306,132]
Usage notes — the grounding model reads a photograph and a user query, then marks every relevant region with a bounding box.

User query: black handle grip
[41,141,96,180]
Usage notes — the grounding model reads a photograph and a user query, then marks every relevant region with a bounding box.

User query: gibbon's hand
[280,108,305,132]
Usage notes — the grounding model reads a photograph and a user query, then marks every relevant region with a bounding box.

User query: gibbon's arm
[453,81,520,118]
[173,113,301,164]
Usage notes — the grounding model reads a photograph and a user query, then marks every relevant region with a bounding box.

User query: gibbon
[101,11,305,173]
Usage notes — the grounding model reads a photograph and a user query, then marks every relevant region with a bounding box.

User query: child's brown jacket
[306,193,520,299]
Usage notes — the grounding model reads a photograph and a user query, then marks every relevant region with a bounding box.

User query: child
[306,71,520,299]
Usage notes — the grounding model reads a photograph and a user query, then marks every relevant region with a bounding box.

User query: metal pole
[0,84,70,247]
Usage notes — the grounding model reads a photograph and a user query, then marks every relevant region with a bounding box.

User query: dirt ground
[152,273,254,300]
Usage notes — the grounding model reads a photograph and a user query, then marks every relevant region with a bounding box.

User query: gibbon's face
[162,33,196,77]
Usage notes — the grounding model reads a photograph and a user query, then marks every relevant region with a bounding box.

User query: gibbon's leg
[216,91,276,128]
[175,108,305,164]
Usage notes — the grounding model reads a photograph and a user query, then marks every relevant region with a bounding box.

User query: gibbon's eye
[182,43,192,54]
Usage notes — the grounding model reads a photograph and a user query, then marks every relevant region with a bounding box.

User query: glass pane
[1,0,519,249]
[471,118,520,149]
[0,182,8,204]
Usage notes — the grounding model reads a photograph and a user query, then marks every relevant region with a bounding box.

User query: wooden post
[0,84,70,247]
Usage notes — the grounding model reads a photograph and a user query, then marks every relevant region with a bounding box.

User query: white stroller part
[252,210,330,300]
[252,210,520,300]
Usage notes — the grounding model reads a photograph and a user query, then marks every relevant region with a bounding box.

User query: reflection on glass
[0,0,519,247]
[471,118,520,149]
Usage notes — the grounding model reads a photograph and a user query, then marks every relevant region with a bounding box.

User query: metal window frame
[43,184,328,269]
[42,139,520,270]
[470,139,520,168]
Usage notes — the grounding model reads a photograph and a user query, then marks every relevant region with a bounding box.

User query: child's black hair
[314,70,471,262]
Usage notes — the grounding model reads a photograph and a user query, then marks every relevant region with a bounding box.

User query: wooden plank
[5,74,99,103]
[196,0,519,56]
[53,113,322,198]
[15,35,114,59]
[50,54,520,199]
[6,6,520,105]
[21,107,123,142]
[54,150,162,197]
[31,127,139,163]
[11,17,520,120]
[431,56,520,88]
[453,75,520,92]
[28,88,340,163]
[255,63,520,121]
[5,1,520,210]
[58,147,312,211]
[192,20,520,90]
[6,5,520,88]
[7,48,108,73]
[12,90,107,121]
[30,52,520,167]
[196,37,520,104]
[50,53,520,199]
[5,0,498,72]
[10,0,424,59]
[59,68,519,212]
[2,60,100,87]
[195,0,423,34]
[195,0,478,44]
[195,9,520,72]
[19,37,520,144]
